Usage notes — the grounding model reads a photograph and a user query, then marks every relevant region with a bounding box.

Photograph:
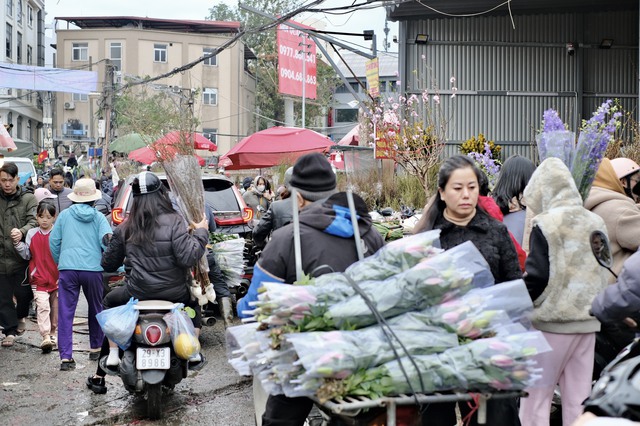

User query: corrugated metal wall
[402,10,638,161]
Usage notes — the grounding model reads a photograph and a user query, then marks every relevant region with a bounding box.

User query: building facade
[331,50,398,143]
[387,1,639,160]
[54,16,256,157]
[1,0,45,156]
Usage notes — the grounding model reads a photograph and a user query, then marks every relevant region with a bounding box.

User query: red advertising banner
[277,21,317,99]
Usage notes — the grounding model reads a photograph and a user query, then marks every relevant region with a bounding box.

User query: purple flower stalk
[571,99,620,201]
[542,109,565,132]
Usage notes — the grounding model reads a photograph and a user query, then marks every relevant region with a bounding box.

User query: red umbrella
[128,145,206,167]
[219,126,333,170]
[154,131,217,152]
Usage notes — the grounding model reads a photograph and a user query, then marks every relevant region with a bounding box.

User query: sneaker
[60,358,76,371]
[41,337,53,354]
[50,334,57,346]
[86,376,107,394]
[188,353,207,371]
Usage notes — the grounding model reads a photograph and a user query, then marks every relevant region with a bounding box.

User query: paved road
[0,293,254,425]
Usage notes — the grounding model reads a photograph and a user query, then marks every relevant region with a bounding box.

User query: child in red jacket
[14,202,59,353]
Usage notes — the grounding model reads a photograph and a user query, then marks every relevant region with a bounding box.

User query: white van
[0,156,37,185]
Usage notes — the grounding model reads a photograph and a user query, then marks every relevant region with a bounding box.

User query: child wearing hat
[49,178,112,370]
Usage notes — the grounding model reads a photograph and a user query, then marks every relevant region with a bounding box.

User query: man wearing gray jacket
[591,249,640,324]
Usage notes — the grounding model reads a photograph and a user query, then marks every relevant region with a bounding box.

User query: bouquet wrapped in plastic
[211,237,245,288]
[247,230,444,323]
[536,109,574,166]
[312,331,551,402]
[287,326,458,380]
[254,241,491,330]
[388,279,533,340]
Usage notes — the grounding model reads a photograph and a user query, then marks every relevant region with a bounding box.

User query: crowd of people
[1,149,640,425]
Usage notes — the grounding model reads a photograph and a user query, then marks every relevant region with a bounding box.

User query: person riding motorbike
[86,171,209,394]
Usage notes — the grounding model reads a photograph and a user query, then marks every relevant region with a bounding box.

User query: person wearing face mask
[243,175,273,221]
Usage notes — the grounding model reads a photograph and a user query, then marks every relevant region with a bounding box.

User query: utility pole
[298,32,311,129]
[101,59,114,171]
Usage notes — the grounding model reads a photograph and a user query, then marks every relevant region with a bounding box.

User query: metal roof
[55,16,241,34]
[387,0,639,20]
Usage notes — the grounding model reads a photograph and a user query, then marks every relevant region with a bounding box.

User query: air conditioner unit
[64,102,75,110]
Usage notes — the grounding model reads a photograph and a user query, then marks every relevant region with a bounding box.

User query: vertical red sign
[277,22,317,99]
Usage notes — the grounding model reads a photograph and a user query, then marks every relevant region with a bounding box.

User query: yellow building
[54,16,256,157]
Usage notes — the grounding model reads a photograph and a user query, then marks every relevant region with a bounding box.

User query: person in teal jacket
[50,178,112,371]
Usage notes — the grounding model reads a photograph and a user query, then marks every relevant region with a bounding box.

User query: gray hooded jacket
[591,249,640,324]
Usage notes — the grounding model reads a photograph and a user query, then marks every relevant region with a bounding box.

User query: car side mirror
[590,230,617,278]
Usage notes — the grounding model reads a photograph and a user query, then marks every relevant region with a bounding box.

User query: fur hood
[524,158,582,215]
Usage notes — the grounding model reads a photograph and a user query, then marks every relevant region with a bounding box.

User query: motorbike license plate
[136,347,170,370]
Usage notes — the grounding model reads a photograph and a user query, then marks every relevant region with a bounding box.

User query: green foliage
[208,0,337,129]
[460,133,502,159]
[114,84,198,145]
[337,168,427,211]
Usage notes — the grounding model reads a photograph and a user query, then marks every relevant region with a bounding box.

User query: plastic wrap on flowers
[226,323,261,376]
[314,331,551,402]
[325,241,492,329]
[388,279,533,340]
[535,130,575,167]
[287,327,458,380]
[212,238,245,288]
[250,231,444,324]
[342,229,442,282]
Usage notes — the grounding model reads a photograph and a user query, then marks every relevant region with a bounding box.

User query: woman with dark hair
[492,155,536,245]
[243,175,273,221]
[86,171,208,394]
[414,155,522,426]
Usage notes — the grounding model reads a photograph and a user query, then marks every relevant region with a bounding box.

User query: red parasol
[128,145,206,167]
[154,131,217,152]
[219,126,333,170]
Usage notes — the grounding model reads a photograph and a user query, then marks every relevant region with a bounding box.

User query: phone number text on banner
[277,22,317,99]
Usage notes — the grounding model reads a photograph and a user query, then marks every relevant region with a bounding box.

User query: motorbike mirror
[590,230,617,278]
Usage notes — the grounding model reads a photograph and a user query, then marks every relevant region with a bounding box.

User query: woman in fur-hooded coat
[519,158,610,426]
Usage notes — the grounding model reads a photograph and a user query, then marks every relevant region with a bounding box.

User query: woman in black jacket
[86,172,208,394]
[414,155,522,426]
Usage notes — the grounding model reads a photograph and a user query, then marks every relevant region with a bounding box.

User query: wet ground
[0,294,254,426]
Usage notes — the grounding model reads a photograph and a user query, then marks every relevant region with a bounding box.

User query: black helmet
[131,171,162,196]
[583,356,640,420]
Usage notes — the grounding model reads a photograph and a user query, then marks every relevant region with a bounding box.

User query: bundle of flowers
[311,331,550,402]
[536,100,622,200]
[287,326,459,380]
[388,279,533,341]
[536,109,574,166]
[244,230,443,322]
[254,241,493,330]
[571,100,622,200]
[210,236,245,288]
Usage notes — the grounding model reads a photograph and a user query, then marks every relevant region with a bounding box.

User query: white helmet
[610,158,640,179]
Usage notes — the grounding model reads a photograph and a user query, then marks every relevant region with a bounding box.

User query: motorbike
[100,300,197,420]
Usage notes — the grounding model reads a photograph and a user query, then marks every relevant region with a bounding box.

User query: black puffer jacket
[101,212,208,301]
[433,210,522,283]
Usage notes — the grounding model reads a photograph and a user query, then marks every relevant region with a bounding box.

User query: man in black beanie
[237,152,385,425]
